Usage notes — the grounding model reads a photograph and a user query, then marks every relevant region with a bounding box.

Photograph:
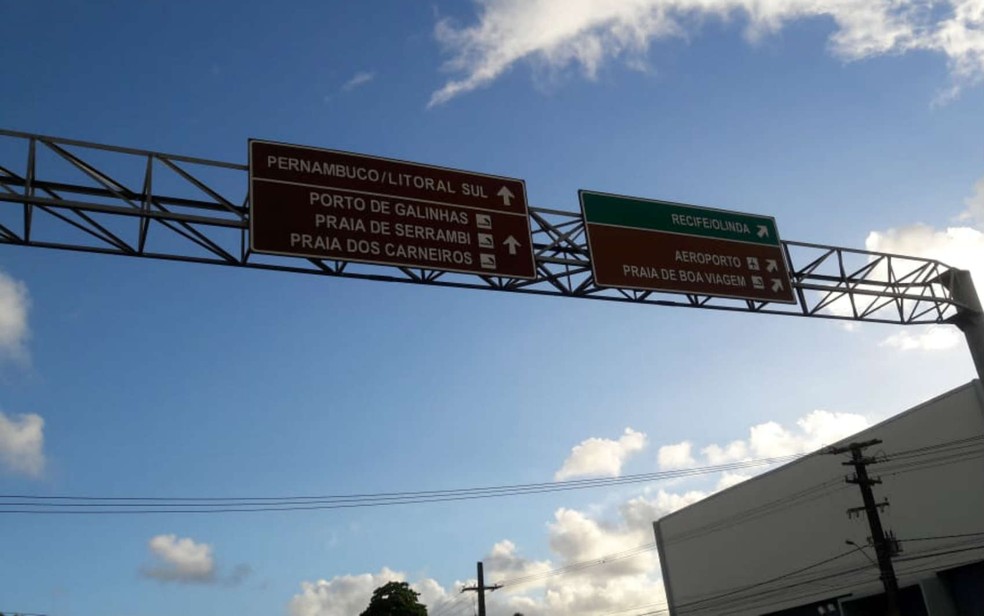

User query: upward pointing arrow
[757,225,769,238]
[503,235,521,255]
[497,186,514,206]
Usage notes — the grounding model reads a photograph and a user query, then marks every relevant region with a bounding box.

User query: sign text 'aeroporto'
[580,191,796,303]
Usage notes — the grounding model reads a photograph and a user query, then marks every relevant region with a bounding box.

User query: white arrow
[757,225,769,238]
[503,235,521,255]
[766,259,778,272]
[771,278,784,292]
[497,186,515,206]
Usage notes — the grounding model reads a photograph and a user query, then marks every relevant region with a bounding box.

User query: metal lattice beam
[0,128,974,325]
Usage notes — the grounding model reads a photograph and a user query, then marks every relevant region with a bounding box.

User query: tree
[359,581,428,616]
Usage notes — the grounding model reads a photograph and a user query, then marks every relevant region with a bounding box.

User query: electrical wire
[429,593,473,616]
[662,478,849,546]
[664,435,984,548]
[633,437,984,615]
[667,535,984,614]
[902,530,984,542]
[503,434,984,611]
[601,600,669,615]
[671,547,859,613]
[0,455,803,515]
[495,543,657,588]
[882,434,984,460]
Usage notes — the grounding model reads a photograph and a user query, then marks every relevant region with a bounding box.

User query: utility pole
[461,561,500,616]
[827,439,902,616]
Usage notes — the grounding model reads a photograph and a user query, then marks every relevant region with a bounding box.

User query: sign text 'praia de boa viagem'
[580,191,796,303]
[249,140,536,279]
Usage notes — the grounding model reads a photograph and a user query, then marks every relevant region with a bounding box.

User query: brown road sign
[581,190,796,303]
[249,139,536,279]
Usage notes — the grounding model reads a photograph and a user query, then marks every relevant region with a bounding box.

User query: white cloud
[485,489,704,615]
[285,487,699,616]
[963,175,984,226]
[141,534,216,584]
[290,569,405,616]
[486,539,552,580]
[864,221,984,347]
[881,325,963,351]
[863,175,984,304]
[619,489,708,530]
[657,441,696,470]
[430,0,984,105]
[701,440,749,465]
[818,171,984,330]
[0,269,30,361]
[287,408,875,615]
[140,534,251,586]
[715,471,753,491]
[480,410,869,612]
[489,410,868,612]
[0,410,45,477]
[288,568,460,616]
[699,410,871,464]
[555,427,647,480]
[342,71,375,92]
[866,224,984,282]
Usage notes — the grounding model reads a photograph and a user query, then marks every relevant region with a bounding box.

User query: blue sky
[1,1,983,615]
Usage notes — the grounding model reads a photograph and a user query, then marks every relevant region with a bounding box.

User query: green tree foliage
[359,581,428,616]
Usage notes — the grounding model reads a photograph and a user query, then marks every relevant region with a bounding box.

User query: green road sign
[581,191,781,247]
[580,190,796,304]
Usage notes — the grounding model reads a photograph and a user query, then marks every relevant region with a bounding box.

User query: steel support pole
[939,269,984,382]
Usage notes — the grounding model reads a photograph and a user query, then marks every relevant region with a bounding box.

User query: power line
[672,547,858,613]
[902,530,984,542]
[3,436,975,517]
[882,434,984,460]
[653,436,984,615]
[602,600,669,615]
[0,455,802,515]
[494,543,657,588]
[667,536,984,615]
[667,533,984,614]
[662,477,848,546]
[430,593,474,616]
[663,434,984,548]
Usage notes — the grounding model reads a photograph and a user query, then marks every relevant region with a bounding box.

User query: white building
[655,380,984,615]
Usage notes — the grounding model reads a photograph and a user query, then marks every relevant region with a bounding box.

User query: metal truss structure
[0,128,977,327]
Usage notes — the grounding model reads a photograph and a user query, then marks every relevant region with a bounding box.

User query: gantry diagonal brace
[1,129,979,338]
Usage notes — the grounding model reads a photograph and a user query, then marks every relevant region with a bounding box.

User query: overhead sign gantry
[0,128,981,380]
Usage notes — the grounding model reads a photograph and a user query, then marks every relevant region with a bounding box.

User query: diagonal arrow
[771,278,784,292]
[766,259,778,272]
[757,225,769,239]
[503,235,521,255]
[497,186,514,206]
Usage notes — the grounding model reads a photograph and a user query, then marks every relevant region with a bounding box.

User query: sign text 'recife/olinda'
[580,190,796,303]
